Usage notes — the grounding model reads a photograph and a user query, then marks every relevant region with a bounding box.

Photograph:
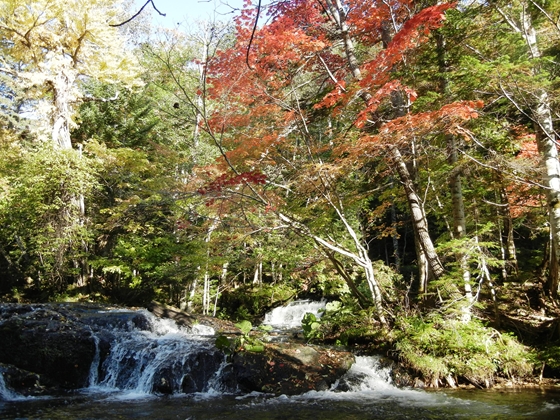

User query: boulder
[232,343,355,395]
[0,303,356,397]
[0,363,59,397]
[0,305,96,389]
[148,301,356,395]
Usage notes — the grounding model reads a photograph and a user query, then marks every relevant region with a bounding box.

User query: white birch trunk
[500,3,560,297]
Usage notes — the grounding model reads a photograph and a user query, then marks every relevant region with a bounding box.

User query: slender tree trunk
[278,211,386,324]
[192,219,219,313]
[448,135,473,320]
[390,196,401,271]
[495,176,518,280]
[437,30,472,316]
[498,3,560,297]
[389,145,445,280]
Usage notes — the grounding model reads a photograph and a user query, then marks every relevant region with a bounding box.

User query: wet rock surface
[0,304,101,390]
[231,343,355,395]
[0,363,60,396]
[148,301,357,396]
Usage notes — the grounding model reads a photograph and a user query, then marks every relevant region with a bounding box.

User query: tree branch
[246,0,262,69]
[110,0,166,27]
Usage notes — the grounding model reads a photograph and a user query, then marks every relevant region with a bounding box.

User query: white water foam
[86,309,225,398]
[0,372,21,401]
[142,309,215,336]
[292,356,438,406]
[263,300,327,329]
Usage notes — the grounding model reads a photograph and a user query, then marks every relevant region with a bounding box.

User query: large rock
[0,303,151,392]
[148,301,356,395]
[0,304,96,389]
[0,363,59,397]
[232,343,355,395]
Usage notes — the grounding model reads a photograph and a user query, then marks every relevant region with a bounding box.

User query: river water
[1,302,560,419]
[2,377,560,419]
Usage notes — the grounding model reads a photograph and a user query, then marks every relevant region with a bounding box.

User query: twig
[110,0,166,27]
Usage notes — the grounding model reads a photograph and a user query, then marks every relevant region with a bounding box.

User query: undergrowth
[393,313,534,387]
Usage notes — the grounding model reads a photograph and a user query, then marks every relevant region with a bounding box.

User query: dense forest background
[1,0,560,386]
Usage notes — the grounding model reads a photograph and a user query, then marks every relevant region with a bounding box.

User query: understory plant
[215,320,268,357]
[394,313,534,387]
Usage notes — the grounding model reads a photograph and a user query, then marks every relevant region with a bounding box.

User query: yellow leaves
[1,0,141,83]
[1,0,142,144]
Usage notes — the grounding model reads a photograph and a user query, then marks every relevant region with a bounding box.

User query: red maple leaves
[197,171,267,196]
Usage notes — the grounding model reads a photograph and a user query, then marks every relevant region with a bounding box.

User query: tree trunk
[499,2,560,297]
[436,28,475,317]
[51,68,76,150]
[495,176,518,280]
[389,145,445,280]
[277,211,386,324]
[323,0,445,290]
[448,135,473,320]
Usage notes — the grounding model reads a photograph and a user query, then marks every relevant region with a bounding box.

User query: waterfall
[87,309,230,396]
[87,328,101,387]
[334,356,395,392]
[263,300,327,329]
[0,372,19,401]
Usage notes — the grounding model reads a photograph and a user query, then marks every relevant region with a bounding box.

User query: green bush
[394,314,533,387]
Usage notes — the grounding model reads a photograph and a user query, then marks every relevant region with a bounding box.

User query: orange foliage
[353,100,483,155]
[203,0,466,198]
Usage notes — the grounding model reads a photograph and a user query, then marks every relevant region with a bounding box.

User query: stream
[1,301,560,419]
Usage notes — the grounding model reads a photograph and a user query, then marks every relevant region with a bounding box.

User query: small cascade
[263,300,327,330]
[87,309,230,396]
[87,329,101,387]
[0,372,19,401]
[333,356,395,393]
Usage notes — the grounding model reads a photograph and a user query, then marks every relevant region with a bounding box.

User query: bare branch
[110,0,166,27]
[246,0,262,69]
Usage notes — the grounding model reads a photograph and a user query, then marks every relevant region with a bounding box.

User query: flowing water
[1,302,560,419]
[263,299,327,330]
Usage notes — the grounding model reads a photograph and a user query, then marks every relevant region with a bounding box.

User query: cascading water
[263,299,327,330]
[87,309,230,396]
[333,356,396,393]
[2,305,560,419]
[0,373,18,401]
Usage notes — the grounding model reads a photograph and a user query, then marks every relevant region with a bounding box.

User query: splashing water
[263,300,327,329]
[86,309,228,397]
[0,372,20,401]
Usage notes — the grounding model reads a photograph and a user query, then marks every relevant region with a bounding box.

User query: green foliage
[219,283,297,321]
[395,314,534,386]
[0,144,98,296]
[215,320,265,356]
[235,320,253,335]
[302,312,322,342]
[536,343,560,373]
[309,300,386,347]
